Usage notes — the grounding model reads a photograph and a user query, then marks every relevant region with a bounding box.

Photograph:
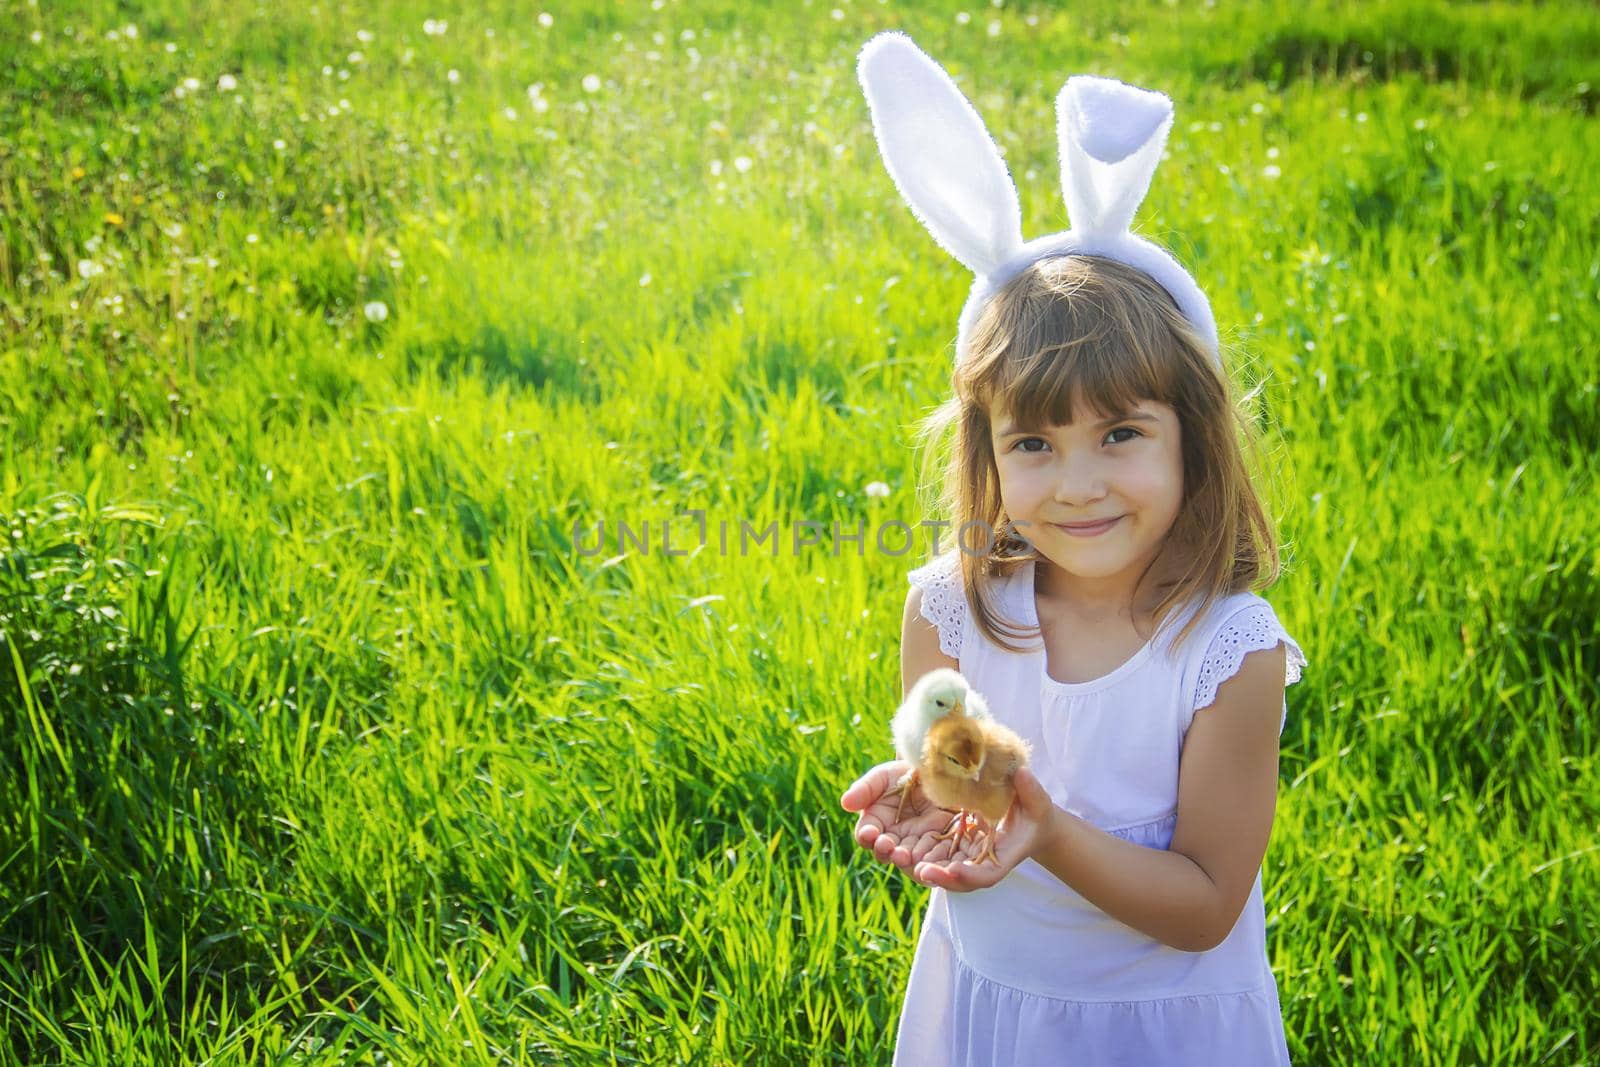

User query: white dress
[896,552,1308,1066]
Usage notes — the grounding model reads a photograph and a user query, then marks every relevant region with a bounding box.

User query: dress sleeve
[1192,602,1307,730]
[907,554,965,660]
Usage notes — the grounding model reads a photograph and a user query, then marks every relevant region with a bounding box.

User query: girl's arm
[913,643,1288,953]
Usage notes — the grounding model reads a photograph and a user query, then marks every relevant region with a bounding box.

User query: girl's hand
[840,761,962,872]
[910,767,1059,892]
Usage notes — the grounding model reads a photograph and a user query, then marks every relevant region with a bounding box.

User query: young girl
[840,34,1308,1065]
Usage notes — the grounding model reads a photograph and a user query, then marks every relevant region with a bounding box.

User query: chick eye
[945,755,961,766]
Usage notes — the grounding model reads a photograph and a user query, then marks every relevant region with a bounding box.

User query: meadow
[1,0,1597,1062]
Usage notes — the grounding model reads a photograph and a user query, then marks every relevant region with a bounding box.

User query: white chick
[887,668,991,822]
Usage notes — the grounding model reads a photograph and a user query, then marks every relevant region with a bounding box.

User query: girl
[840,34,1308,1065]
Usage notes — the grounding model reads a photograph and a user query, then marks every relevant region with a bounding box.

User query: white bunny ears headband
[856,31,1220,368]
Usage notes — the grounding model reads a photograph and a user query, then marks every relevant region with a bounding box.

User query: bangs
[985,329,1174,432]
[958,255,1192,432]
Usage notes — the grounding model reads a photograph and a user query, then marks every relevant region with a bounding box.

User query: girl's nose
[1053,453,1107,504]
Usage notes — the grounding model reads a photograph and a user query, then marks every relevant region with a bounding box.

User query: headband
[857,31,1220,367]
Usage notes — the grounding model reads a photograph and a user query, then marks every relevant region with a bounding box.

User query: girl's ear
[857,32,1024,278]
[1055,75,1175,241]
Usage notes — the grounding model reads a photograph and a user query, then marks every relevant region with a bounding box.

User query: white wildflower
[581,73,601,92]
[217,73,238,91]
[538,12,553,27]
[864,482,892,499]
[446,68,459,84]
[733,155,752,172]
[77,259,104,279]
[423,19,447,36]
[1263,164,1281,179]
[363,301,389,323]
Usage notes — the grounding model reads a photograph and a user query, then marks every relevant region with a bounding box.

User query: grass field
[2,0,1597,1062]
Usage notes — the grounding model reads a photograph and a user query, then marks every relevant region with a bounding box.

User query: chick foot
[969,828,1000,866]
[933,810,977,852]
[888,768,919,823]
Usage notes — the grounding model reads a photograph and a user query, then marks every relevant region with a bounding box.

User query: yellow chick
[919,712,1033,865]
[888,668,991,822]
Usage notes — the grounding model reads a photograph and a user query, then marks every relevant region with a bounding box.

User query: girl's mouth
[1053,516,1122,537]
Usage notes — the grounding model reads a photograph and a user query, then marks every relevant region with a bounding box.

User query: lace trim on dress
[1194,604,1307,713]
[908,556,965,660]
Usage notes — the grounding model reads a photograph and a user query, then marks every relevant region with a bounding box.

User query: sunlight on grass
[1,0,1597,1063]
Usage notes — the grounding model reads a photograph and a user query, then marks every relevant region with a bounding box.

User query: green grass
[1,0,1597,1062]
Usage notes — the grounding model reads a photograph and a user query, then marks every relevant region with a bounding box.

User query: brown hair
[914,254,1282,656]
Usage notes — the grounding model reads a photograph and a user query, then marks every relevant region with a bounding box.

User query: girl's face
[989,396,1184,608]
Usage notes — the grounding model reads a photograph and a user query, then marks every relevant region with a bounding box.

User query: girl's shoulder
[906,550,967,660]
[1166,590,1308,731]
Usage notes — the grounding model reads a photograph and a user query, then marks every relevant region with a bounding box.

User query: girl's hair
[915,254,1281,656]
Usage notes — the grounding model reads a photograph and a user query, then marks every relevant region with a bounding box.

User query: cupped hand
[840,761,962,871]
[910,767,1059,893]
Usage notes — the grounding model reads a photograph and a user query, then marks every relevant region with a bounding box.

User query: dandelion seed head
[364,301,389,323]
[581,73,601,92]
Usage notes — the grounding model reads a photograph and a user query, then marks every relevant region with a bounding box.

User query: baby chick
[888,668,991,823]
[919,713,1033,866]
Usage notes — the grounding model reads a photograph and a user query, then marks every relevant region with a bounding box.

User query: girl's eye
[1015,437,1048,454]
[1106,427,1142,445]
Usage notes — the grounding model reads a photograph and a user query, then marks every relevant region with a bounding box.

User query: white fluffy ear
[858,32,1023,277]
[1056,75,1174,240]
